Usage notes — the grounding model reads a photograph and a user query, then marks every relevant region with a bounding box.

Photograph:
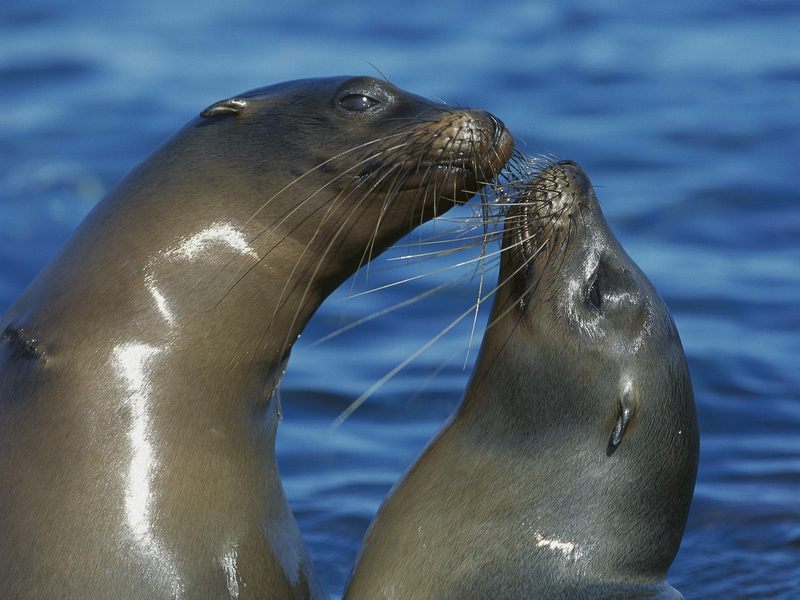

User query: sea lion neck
[457,309,597,437]
[2,158,338,380]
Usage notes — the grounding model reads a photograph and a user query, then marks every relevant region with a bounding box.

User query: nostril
[556,160,591,194]
[487,113,507,148]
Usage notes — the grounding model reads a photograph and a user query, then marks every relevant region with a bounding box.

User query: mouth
[353,119,514,192]
[355,159,477,191]
[506,182,543,252]
[501,187,558,311]
[356,158,473,179]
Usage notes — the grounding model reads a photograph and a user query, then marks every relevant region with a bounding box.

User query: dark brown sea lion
[0,76,513,599]
[345,159,699,600]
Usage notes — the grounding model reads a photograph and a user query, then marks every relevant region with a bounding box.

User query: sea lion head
[192,76,513,281]
[469,159,699,580]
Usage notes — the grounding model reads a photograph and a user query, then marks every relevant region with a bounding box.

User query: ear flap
[199,98,249,119]
[606,386,636,456]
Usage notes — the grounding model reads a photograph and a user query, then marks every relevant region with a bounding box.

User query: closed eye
[338,94,381,112]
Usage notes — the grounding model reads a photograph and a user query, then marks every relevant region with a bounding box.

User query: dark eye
[338,94,381,112]
[589,277,601,309]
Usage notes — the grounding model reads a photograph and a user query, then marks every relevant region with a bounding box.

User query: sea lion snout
[526,159,596,218]
[416,108,513,184]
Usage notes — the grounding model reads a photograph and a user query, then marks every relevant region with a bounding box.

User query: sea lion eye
[338,94,381,112]
[589,278,601,309]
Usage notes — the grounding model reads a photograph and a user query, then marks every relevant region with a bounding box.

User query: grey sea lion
[0,76,513,599]
[345,160,699,599]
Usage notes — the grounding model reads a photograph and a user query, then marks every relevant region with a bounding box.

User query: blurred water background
[1,0,798,597]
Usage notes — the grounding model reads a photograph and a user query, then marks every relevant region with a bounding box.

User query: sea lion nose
[484,112,508,148]
[473,110,514,172]
[471,111,511,158]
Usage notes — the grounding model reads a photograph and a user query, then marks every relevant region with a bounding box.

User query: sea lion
[0,76,513,599]
[345,160,699,599]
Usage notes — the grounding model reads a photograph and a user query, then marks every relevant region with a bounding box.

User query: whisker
[308,278,458,348]
[217,139,414,306]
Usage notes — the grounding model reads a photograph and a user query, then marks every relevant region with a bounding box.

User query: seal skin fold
[0,76,513,599]
[345,160,698,600]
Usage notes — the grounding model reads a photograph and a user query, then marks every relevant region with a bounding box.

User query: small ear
[199,98,249,119]
[606,388,636,456]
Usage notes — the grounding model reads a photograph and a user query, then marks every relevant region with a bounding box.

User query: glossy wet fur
[0,76,512,599]
[345,161,698,599]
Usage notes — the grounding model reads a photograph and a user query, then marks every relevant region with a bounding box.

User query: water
[1,0,798,597]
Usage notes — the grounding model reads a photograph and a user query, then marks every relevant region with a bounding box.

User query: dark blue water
[2,1,798,597]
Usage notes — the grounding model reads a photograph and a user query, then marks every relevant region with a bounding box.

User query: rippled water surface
[1,1,799,597]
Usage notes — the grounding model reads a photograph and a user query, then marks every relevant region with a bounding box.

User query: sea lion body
[345,160,698,599]
[0,76,512,598]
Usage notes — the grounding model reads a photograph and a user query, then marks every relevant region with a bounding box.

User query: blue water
[2,1,798,597]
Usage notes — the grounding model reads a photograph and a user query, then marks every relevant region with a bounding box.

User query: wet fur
[0,76,512,599]
[345,160,698,600]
